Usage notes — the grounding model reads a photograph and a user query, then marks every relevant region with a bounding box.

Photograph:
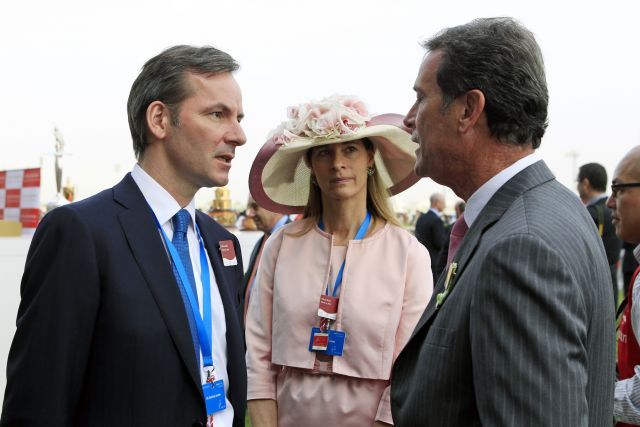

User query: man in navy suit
[1,45,247,427]
[241,197,290,322]
[414,193,447,280]
[577,162,622,306]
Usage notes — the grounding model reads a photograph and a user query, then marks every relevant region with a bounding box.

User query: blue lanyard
[153,214,214,368]
[318,211,371,297]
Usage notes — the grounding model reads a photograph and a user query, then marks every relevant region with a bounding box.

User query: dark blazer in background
[241,218,291,313]
[623,241,640,295]
[586,196,622,306]
[391,161,615,426]
[586,196,622,266]
[241,233,266,313]
[1,174,247,427]
[414,210,446,280]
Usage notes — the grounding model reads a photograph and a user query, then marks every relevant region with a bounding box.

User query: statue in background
[54,126,64,195]
[46,126,71,212]
[208,187,237,228]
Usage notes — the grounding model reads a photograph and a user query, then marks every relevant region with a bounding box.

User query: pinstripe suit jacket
[390,161,615,426]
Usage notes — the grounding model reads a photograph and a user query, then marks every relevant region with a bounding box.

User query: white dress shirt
[464,152,541,227]
[586,193,608,207]
[131,164,233,426]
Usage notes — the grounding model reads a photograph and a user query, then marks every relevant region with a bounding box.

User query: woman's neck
[320,196,369,245]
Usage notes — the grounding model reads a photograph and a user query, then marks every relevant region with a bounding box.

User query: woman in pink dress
[246,95,433,426]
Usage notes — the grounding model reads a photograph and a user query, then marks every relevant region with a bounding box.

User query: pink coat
[246,219,433,423]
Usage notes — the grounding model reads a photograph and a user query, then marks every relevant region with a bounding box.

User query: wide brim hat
[249,106,420,214]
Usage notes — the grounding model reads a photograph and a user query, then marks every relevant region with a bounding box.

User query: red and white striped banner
[0,168,41,233]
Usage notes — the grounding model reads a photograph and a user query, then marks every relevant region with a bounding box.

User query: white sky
[1,0,639,213]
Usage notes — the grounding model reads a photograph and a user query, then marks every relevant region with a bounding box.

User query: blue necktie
[171,209,200,365]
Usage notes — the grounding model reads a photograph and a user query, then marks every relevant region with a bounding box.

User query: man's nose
[228,122,247,146]
[403,103,417,131]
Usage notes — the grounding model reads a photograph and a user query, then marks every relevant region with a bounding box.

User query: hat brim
[249,113,420,214]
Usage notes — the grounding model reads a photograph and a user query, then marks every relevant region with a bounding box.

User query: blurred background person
[578,162,622,307]
[414,193,446,282]
[245,95,432,426]
[609,146,640,426]
[242,197,290,321]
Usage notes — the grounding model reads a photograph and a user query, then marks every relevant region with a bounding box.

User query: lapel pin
[218,240,238,266]
[436,262,458,308]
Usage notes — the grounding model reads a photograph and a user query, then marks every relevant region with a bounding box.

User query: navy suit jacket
[414,210,446,279]
[586,196,621,266]
[1,174,247,427]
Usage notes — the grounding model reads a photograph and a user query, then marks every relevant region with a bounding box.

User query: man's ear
[458,89,485,134]
[146,101,172,140]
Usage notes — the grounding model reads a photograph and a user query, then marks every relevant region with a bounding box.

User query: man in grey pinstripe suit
[390,18,615,426]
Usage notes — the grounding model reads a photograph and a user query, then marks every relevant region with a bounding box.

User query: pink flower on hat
[269,95,372,145]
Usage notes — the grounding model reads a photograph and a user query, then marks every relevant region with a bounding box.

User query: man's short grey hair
[127,45,239,160]
[424,17,548,149]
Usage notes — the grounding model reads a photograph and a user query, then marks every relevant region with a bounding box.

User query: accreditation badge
[202,380,226,415]
[309,327,329,351]
[324,330,346,356]
[308,327,346,356]
[219,240,238,266]
[201,366,226,415]
[317,295,339,320]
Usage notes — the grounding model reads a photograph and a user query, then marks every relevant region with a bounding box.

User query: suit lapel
[197,213,236,316]
[113,174,202,392]
[411,161,556,336]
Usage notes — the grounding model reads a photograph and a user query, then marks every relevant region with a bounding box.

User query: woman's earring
[367,167,375,176]
[311,175,318,186]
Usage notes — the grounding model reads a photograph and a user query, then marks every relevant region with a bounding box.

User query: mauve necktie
[171,209,200,365]
[446,213,469,266]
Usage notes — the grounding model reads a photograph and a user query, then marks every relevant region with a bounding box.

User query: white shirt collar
[586,193,608,206]
[131,164,197,229]
[464,152,541,227]
[429,207,441,216]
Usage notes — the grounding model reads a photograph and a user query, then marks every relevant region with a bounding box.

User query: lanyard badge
[309,211,371,357]
[153,213,226,416]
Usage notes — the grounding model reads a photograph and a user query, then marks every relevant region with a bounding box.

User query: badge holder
[309,327,346,356]
[202,366,226,415]
[309,295,346,356]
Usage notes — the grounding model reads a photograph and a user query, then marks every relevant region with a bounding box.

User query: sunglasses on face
[611,182,640,197]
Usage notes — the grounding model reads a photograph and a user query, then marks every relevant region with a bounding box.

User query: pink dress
[246,220,433,426]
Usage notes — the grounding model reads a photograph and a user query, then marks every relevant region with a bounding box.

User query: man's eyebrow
[206,102,229,111]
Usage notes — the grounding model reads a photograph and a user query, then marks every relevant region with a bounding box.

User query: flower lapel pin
[436,262,458,309]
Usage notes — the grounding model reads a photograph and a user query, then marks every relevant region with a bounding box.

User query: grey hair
[127,45,239,159]
[424,17,548,148]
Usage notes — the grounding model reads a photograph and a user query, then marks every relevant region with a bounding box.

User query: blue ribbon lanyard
[318,211,371,297]
[153,215,214,368]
